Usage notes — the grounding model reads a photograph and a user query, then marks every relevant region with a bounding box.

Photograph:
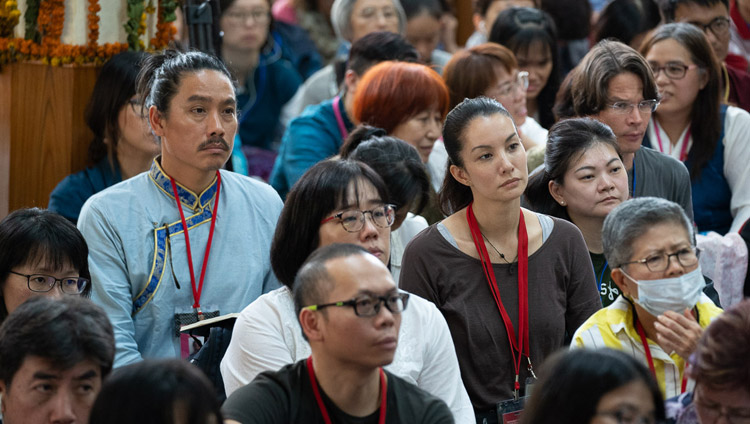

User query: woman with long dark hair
[489,6,560,129]
[641,23,750,234]
[48,52,159,223]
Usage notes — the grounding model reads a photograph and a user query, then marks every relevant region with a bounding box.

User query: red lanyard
[466,202,529,397]
[306,356,387,424]
[169,171,221,315]
[654,120,691,162]
[332,95,349,141]
[635,319,687,393]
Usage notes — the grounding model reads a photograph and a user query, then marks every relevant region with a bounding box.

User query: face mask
[622,267,705,317]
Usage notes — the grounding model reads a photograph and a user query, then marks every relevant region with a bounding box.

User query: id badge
[496,397,526,424]
[174,305,219,358]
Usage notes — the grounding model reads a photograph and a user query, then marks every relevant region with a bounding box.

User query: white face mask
[621,266,705,317]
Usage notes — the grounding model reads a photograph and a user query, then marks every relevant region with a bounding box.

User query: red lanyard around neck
[635,318,687,393]
[466,202,530,396]
[654,119,691,162]
[169,171,221,315]
[306,356,387,424]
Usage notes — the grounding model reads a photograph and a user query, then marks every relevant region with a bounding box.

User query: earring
[560,201,566,206]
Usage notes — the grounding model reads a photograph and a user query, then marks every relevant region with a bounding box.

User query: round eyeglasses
[618,247,700,272]
[304,292,410,317]
[8,271,88,294]
[649,63,698,80]
[321,204,396,233]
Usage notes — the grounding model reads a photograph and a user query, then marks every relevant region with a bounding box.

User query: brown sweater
[399,216,602,410]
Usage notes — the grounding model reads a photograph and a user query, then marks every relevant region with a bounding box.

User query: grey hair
[331,0,407,42]
[602,197,694,268]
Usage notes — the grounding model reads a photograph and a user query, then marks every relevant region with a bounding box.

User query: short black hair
[0,208,91,322]
[659,0,729,21]
[521,348,666,423]
[270,160,389,289]
[293,243,370,320]
[0,296,114,387]
[346,31,419,76]
[89,359,222,424]
[137,49,235,115]
[341,125,430,215]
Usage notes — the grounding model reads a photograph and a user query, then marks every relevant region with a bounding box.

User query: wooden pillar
[456,0,475,47]
[0,63,99,218]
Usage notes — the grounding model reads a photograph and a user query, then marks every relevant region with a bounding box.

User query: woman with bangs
[442,43,548,153]
[352,60,450,223]
[488,7,560,130]
[640,23,750,234]
[221,159,475,422]
[0,208,91,324]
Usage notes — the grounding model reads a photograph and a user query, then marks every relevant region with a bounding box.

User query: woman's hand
[655,309,702,359]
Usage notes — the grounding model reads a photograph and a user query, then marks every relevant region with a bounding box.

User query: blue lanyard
[594,260,609,292]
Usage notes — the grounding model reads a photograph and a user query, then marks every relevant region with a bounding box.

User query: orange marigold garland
[150,0,177,50]
[87,0,100,47]
[0,0,139,65]
[37,0,64,46]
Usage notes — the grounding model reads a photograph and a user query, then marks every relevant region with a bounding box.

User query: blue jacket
[237,46,302,151]
[48,158,121,224]
[269,96,354,198]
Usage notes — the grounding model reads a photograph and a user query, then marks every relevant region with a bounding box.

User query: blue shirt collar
[148,158,219,211]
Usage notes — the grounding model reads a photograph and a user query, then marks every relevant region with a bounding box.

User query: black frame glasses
[690,16,731,37]
[320,204,396,233]
[8,270,88,294]
[304,292,410,317]
[619,247,700,272]
[649,62,699,80]
[606,99,660,115]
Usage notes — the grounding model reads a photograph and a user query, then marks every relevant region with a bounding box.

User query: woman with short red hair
[352,61,450,223]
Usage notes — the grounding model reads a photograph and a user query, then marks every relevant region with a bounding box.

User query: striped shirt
[571,294,723,398]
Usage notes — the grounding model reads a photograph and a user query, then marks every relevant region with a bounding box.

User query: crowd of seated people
[4,1,750,422]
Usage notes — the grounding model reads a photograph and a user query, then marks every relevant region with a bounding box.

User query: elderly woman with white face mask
[572,197,723,400]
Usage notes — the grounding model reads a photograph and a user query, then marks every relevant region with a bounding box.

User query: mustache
[198,137,229,151]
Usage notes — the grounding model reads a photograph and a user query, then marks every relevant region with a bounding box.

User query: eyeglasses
[321,204,396,233]
[8,271,88,294]
[304,292,410,317]
[491,71,530,98]
[128,98,148,119]
[695,388,750,424]
[223,9,270,25]
[619,247,700,272]
[606,99,659,115]
[689,16,731,37]
[357,6,398,20]
[649,62,699,80]
[595,405,661,424]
